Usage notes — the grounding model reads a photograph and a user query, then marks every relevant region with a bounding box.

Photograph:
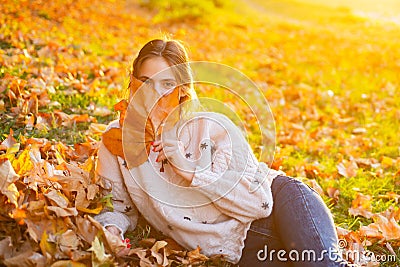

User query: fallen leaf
[102,128,124,158]
[3,251,46,267]
[87,236,113,267]
[372,214,400,240]
[50,260,87,267]
[326,187,340,203]
[40,230,56,261]
[46,206,78,217]
[349,193,374,219]
[187,246,208,264]
[0,159,20,207]
[89,123,108,135]
[76,215,99,244]
[337,160,358,178]
[59,229,81,254]
[0,236,13,261]
[1,129,17,148]
[114,99,128,126]
[45,190,69,208]
[381,156,394,169]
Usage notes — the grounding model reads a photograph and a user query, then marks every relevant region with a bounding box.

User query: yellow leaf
[89,123,108,135]
[55,149,66,165]
[51,260,87,267]
[40,230,56,259]
[11,148,33,176]
[381,156,394,168]
[77,203,103,215]
[87,236,112,267]
[6,143,20,156]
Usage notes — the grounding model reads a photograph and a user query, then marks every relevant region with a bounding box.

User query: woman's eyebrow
[138,75,150,80]
[160,78,176,81]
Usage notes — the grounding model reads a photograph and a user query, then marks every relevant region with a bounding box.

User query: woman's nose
[154,82,164,96]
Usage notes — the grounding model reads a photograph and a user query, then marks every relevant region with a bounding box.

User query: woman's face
[137,56,178,96]
[136,56,181,134]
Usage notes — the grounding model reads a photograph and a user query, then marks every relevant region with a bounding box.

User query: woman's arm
[153,113,281,223]
[191,153,276,223]
[94,122,139,237]
[189,114,280,223]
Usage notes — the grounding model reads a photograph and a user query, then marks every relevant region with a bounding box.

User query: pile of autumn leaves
[0,81,220,267]
[0,122,220,267]
[0,31,218,267]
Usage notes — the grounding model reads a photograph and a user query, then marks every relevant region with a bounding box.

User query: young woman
[94,39,345,266]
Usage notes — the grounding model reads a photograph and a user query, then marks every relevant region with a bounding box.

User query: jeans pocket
[249,217,280,240]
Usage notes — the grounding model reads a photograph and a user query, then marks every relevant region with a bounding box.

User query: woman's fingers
[105,225,121,236]
[104,226,131,257]
[152,140,162,146]
[116,244,131,257]
[152,143,163,152]
[152,139,177,152]
[156,150,167,162]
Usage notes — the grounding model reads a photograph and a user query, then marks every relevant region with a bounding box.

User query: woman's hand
[105,225,131,257]
[152,139,195,182]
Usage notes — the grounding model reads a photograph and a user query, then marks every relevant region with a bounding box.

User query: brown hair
[128,39,195,103]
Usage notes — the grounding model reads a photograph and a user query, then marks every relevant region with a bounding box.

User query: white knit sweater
[95,112,283,264]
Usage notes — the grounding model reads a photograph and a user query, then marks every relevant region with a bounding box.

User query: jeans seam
[296,182,326,252]
[248,228,279,240]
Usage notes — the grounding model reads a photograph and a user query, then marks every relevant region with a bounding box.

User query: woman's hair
[128,39,196,103]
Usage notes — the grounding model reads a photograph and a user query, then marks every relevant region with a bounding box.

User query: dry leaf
[75,188,90,209]
[50,260,87,267]
[187,246,209,264]
[371,214,400,241]
[45,190,69,208]
[3,251,46,267]
[0,237,13,261]
[59,229,81,254]
[87,236,113,267]
[114,99,128,126]
[337,160,358,178]
[349,193,374,219]
[0,159,20,207]
[102,128,124,158]
[76,215,99,244]
[46,206,78,217]
[327,187,340,203]
[1,129,17,148]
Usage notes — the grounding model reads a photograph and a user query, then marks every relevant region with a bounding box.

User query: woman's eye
[163,81,177,89]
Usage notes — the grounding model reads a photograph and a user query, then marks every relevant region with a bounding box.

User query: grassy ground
[1,0,399,266]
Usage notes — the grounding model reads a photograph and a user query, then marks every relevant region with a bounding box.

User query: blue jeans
[238,175,346,267]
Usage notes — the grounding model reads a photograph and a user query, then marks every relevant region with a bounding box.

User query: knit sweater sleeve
[190,114,280,223]
[94,121,138,237]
